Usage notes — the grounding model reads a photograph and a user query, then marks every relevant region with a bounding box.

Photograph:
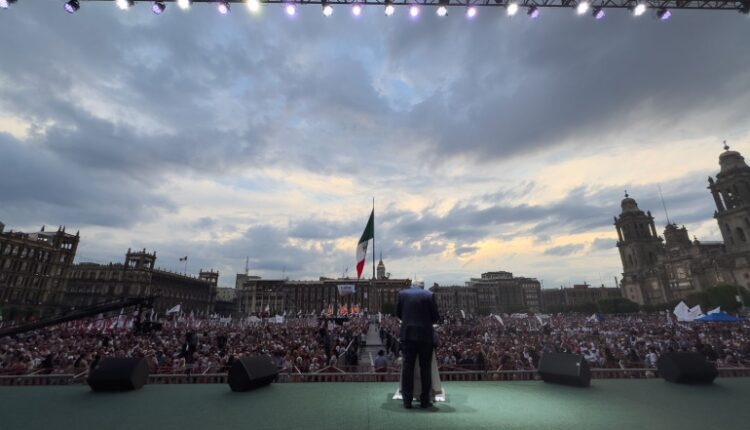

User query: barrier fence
[2,367,749,386]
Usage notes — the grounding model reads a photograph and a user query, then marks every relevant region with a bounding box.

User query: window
[737,227,747,243]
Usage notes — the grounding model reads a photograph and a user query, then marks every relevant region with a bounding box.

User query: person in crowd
[374,349,388,372]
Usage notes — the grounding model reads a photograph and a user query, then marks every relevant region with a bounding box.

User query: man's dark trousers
[401,340,433,404]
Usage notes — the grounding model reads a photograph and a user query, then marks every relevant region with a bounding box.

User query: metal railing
[2,367,749,386]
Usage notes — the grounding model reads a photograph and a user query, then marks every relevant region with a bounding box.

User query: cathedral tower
[614,193,666,304]
[708,143,750,255]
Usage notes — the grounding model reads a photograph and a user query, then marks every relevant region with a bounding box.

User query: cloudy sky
[1,2,749,289]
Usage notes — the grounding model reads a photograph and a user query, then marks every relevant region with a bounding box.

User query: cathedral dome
[620,193,640,213]
[718,144,750,176]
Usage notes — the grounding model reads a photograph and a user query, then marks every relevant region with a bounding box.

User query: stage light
[177,0,191,10]
[632,3,647,16]
[507,2,519,16]
[384,1,395,16]
[322,1,333,16]
[352,3,362,16]
[217,0,230,14]
[576,1,589,15]
[409,5,420,17]
[116,0,134,10]
[285,3,296,15]
[437,6,447,16]
[527,5,539,18]
[64,0,80,14]
[592,6,605,19]
[657,8,671,20]
[246,0,261,13]
[152,1,166,14]
[466,6,477,18]
[0,0,18,9]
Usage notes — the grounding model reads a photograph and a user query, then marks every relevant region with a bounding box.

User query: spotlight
[1,0,18,9]
[507,2,519,16]
[285,3,296,15]
[217,0,230,14]
[322,2,333,16]
[177,0,191,10]
[246,0,261,13]
[466,6,477,18]
[116,0,134,10]
[384,1,395,16]
[592,6,605,19]
[437,6,447,16]
[657,8,671,20]
[64,0,80,14]
[576,1,589,15]
[352,3,362,16]
[527,5,539,18]
[632,3,646,16]
[152,1,166,14]
[409,5,419,17]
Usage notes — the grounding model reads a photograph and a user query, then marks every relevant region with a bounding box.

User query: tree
[597,298,640,314]
[706,284,750,312]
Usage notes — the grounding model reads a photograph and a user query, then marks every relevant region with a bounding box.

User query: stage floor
[2,379,749,430]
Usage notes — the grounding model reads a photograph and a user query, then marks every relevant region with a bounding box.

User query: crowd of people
[1,311,749,375]
[379,311,750,371]
[0,316,368,376]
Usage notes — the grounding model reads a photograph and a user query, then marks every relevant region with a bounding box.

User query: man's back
[397,288,440,344]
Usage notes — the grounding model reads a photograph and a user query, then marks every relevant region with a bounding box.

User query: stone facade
[541,284,622,311]
[66,249,218,315]
[616,145,750,305]
[0,224,79,318]
[235,275,411,316]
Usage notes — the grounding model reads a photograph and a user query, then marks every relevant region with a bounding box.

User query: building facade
[466,271,543,314]
[0,224,79,318]
[235,276,412,316]
[214,287,236,316]
[66,249,218,315]
[541,284,622,312]
[616,145,750,305]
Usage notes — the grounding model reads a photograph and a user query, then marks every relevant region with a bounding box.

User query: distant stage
[2,379,749,430]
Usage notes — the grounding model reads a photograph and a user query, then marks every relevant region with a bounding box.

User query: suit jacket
[397,288,440,344]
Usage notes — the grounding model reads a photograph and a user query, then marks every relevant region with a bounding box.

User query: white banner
[337,284,356,296]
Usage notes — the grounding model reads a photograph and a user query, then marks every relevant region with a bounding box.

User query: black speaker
[87,357,149,392]
[657,352,718,384]
[228,355,278,392]
[538,352,591,387]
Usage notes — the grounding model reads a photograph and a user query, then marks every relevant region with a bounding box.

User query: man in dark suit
[397,286,440,409]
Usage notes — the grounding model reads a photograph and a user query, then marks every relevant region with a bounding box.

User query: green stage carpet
[1,379,748,430]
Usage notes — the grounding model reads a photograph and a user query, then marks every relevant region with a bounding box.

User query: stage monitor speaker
[657,352,717,384]
[87,357,149,392]
[228,355,278,392]
[538,352,591,387]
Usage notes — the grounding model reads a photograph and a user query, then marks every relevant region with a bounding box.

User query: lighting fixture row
[40,0,690,20]
[2,1,746,19]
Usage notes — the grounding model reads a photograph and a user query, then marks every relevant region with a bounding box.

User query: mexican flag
[356,209,374,279]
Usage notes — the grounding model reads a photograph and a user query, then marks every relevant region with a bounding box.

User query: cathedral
[616,144,750,305]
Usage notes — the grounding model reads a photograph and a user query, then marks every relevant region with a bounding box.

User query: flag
[166,304,181,315]
[355,209,374,279]
[179,256,188,261]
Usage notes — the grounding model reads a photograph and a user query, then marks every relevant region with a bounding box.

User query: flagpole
[372,197,376,281]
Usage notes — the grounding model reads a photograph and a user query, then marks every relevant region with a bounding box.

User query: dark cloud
[544,244,585,257]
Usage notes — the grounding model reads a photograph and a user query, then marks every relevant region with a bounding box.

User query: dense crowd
[378,312,750,371]
[2,311,749,375]
[0,317,368,375]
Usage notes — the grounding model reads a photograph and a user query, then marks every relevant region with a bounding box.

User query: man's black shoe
[403,402,413,409]
[420,402,433,409]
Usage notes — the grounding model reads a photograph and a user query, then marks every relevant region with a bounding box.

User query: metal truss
[63,0,750,12]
